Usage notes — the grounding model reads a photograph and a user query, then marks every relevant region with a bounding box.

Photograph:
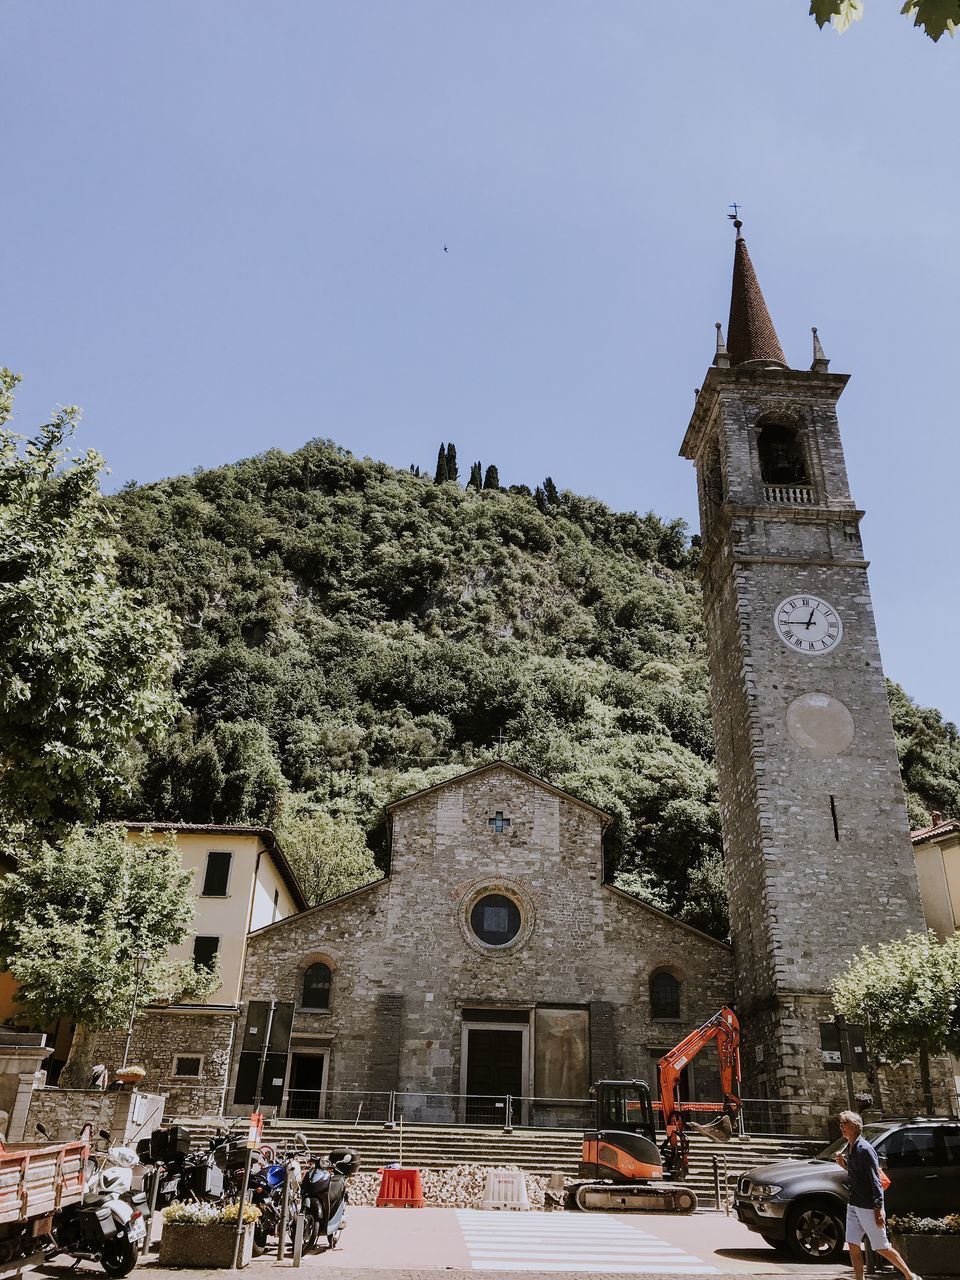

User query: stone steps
[178,1116,821,1193]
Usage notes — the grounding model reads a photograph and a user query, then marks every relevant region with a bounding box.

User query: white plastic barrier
[481,1168,530,1211]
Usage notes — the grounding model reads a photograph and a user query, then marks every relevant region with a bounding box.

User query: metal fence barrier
[157,1082,829,1137]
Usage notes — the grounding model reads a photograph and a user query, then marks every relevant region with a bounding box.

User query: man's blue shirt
[846,1135,884,1210]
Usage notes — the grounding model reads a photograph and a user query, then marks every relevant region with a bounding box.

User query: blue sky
[4,2,959,724]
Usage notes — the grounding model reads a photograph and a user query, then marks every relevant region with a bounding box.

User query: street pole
[836,1014,856,1111]
[120,949,150,1070]
[231,1000,276,1271]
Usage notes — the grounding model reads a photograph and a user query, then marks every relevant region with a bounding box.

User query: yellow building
[126,824,306,1007]
[86,824,307,1110]
[911,812,960,1104]
[912,813,960,941]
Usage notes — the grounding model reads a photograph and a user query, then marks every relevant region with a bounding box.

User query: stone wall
[24,1088,165,1146]
[236,765,735,1119]
[86,1009,239,1119]
[686,366,946,1126]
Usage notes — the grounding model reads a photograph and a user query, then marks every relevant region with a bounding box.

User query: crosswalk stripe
[454,1209,719,1274]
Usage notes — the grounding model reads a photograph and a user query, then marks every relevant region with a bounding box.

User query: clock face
[774,594,843,655]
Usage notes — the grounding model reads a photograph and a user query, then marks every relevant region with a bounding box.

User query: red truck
[0,1135,88,1279]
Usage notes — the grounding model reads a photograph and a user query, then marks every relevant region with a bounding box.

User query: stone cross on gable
[488,811,511,834]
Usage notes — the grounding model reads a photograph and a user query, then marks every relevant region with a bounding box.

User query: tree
[275,806,380,905]
[543,476,560,505]
[482,463,500,490]
[434,444,448,485]
[0,372,180,836]
[831,930,960,1113]
[136,719,286,825]
[467,461,482,491]
[0,823,217,1081]
[445,442,459,485]
[810,0,959,41]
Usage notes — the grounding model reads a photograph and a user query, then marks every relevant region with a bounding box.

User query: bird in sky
[443,243,448,252]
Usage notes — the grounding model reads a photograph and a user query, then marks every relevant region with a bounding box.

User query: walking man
[835,1110,920,1280]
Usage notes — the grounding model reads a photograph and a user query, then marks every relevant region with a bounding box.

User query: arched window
[650,970,681,1020]
[302,962,332,1010]
[757,423,809,486]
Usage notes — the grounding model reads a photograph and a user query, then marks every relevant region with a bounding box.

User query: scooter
[39,1125,149,1278]
[299,1145,359,1252]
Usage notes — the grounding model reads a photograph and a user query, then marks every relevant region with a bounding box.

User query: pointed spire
[726,220,788,369]
[810,326,830,373]
[713,321,730,368]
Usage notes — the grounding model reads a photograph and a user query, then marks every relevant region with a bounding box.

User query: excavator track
[570,1182,698,1213]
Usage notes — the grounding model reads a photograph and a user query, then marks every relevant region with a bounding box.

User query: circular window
[470,893,522,947]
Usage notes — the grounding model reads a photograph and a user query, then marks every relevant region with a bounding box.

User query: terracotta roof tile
[726,233,788,368]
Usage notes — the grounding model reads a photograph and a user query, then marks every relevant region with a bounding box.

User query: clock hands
[803,609,816,630]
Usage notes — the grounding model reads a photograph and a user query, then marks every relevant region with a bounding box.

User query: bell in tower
[680,220,930,1130]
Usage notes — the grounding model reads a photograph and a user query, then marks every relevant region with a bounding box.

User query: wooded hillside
[106,439,960,937]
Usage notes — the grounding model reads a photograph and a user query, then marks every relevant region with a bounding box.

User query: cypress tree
[482,464,500,491]
[543,476,559,505]
[445,442,459,484]
[434,444,448,485]
[468,462,482,491]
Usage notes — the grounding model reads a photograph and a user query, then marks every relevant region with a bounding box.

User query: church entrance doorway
[461,1010,530,1126]
[285,1051,328,1120]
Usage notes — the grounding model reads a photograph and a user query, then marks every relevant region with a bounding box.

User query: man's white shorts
[846,1204,890,1251]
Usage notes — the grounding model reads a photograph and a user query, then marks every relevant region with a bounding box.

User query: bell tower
[680,222,925,1125]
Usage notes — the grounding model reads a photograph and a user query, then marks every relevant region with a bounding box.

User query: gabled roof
[911,816,960,845]
[384,761,613,825]
[126,822,308,912]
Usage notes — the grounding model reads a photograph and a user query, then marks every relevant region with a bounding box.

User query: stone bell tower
[680,222,926,1126]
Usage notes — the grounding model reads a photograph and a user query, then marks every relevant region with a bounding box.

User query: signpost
[231,1002,277,1270]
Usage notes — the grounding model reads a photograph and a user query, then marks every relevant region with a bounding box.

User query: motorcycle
[38,1125,149,1278]
[136,1123,226,1208]
[299,1144,359,1252]
[248,1144,303,1256]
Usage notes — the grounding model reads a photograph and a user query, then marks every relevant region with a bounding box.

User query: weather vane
[727,203,743,231]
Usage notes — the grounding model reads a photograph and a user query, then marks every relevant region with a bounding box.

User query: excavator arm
[657,1006,741,1180]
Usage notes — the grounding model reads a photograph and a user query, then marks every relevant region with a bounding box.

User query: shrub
[888,1214,960,1235]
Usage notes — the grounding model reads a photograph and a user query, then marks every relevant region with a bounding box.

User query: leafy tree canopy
[104,436,960,938]
[0,824,217,1075]
[0,372,180,837]
[810,0,959,41]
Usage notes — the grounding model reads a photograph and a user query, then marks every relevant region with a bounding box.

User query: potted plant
[888,1214,960,1277]
[159,1201,260,1268]
[113,1064,147,1086]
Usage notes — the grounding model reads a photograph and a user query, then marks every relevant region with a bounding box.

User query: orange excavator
[573,1007,741,1212]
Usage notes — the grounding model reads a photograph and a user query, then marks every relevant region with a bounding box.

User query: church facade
[227,763,735,1124]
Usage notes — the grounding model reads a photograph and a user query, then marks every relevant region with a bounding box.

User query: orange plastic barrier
[375,1167,425,1208]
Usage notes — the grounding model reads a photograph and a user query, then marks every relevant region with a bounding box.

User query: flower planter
[890,1234,960,1277]
[158,1221,254,1269]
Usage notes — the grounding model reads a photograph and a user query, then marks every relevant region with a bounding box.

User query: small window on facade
[201,851,232,896]
[650,970,681,1020]
[193,935,220,971]
[757,423,809,486]
[173,1055,203,1078]
[302,962,332,1009]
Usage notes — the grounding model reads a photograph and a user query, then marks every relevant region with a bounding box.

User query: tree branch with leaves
[831,930,960,1113]
[810,1,959,41]
[0,824,218,1082]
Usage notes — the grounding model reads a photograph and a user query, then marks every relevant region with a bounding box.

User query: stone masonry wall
[86,1010,238,1118]
[690,368,938,1122]
[238,766,735,1117]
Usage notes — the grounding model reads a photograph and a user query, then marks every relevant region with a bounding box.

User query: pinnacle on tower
[725,221,788,369]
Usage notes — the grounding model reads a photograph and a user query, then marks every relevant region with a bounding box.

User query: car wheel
[786,1202,845,1263]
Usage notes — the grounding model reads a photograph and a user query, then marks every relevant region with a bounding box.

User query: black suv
[733,1118,960,1262]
